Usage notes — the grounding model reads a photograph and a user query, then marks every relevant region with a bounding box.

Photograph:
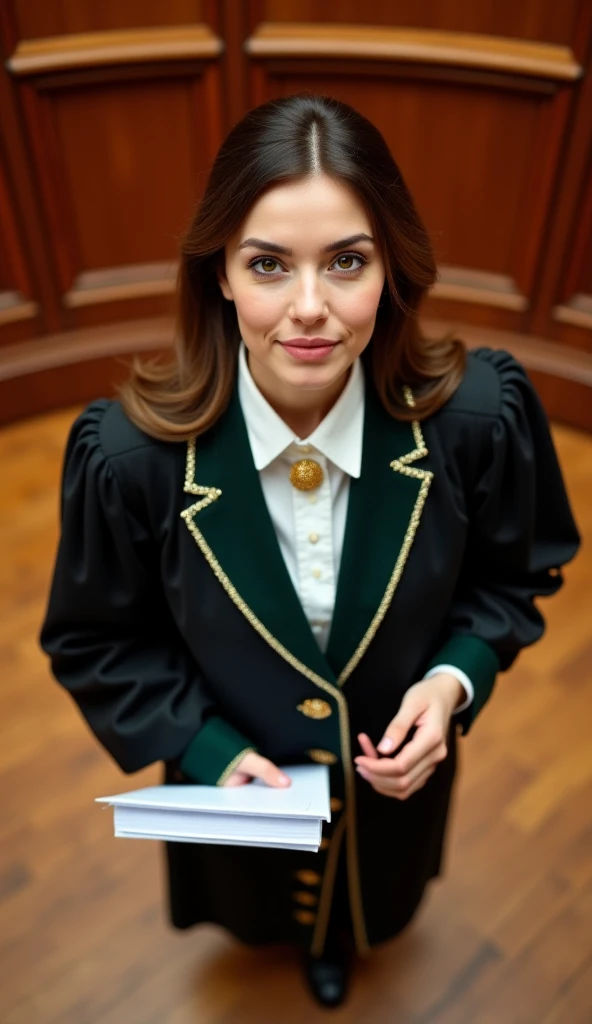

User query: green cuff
[426,634,500,735]
[179,716,257,786]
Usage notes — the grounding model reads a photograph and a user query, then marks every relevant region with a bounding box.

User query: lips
[278,338,340,362]
[279,338,339,348]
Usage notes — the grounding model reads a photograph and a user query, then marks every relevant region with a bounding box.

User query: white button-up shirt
[238,343,473,712]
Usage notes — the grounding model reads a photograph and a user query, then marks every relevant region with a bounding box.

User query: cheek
[233,286,284,332]
[335,282,384,330]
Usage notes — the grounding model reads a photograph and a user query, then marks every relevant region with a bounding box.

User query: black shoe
[303,940,352,1008]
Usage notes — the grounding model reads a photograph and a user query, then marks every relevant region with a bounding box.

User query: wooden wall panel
[11,0,210,39]
[255,0,581,45]
[15,61,222,330]
[551,168,592,347]
[19,68,220,328]
[0,155,40,333]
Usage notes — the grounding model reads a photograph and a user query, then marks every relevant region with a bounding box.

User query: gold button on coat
[307,749,338,765]
[294,869,321,886]
[297,698,332,720]
[330,797,344,812]
[293,909,316,925]
[293,891,318,907]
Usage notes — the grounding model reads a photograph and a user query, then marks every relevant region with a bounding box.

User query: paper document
[96,764,331,852]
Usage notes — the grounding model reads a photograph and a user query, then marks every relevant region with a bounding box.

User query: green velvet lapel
[181,388,335,684]
[325,382,433,684]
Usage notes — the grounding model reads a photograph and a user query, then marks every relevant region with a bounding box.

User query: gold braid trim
[216,747,257,787]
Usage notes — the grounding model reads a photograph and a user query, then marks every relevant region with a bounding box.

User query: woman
[40,94,580,1009]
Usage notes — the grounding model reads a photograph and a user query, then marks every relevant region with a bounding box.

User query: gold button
[309,532,319,544]
[293,909,316,925]
[297,698,332,720]
[293,890,318,907]
[307,749,338,765]
[294,869,321,886]
[320,837,330,851]
[330,797,344,812]
[290,459,324,491]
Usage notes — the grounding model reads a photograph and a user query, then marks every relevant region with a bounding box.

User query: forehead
[235,175,372,243]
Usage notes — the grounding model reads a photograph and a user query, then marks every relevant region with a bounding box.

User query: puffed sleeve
[426,348,581,734]
[39,400,254,780]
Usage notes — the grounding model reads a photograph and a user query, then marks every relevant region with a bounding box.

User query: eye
[248,256,283,276]
[331,253,367,273]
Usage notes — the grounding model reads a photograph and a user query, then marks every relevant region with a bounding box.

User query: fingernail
[278,773,290,785]
[356,766,370,779]
[377,738,394,754]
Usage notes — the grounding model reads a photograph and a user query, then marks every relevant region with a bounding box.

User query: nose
[289,269,328,325]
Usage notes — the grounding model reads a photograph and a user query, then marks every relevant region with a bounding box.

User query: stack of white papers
[96,764,331,852]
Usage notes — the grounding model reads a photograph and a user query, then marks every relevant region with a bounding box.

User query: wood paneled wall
[1,0,591,427]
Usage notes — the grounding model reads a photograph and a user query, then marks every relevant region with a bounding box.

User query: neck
[248,357,350,438]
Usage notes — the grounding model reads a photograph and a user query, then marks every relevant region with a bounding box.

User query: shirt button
[309,533,319,544]
[312,568,321,579]
[308,494,318,504]
[298,444,313,454]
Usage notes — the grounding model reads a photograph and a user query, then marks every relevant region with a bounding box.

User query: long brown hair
[117,93,465,440]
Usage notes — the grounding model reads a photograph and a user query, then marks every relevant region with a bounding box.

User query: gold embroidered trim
[216,746,256,787]
[310,813,347,956]
[180,386,431,957]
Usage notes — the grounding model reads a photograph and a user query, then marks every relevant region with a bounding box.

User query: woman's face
[218,174,386,404]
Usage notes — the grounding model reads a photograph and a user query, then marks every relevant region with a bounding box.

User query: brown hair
[117,93,465,440]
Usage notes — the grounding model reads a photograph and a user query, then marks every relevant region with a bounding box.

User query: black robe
[39,348,580,955]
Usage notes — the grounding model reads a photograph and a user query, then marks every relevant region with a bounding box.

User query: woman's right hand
[223,751,291,788]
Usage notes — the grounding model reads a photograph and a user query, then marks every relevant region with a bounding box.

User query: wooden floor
[0,405,590,1024]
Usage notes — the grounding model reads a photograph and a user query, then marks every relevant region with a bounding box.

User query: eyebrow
[237,233,375,256]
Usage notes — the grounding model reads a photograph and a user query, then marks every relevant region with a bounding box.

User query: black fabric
[39,347,580,951]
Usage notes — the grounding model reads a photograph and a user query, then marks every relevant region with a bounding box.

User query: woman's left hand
[354,673,464,800]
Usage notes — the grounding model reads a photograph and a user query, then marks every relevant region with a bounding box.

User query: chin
[281,366,347,392]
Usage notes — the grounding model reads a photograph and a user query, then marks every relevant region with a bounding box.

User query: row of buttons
[291,799,344,926]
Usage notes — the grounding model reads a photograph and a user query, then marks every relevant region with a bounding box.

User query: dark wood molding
[245,24,583,82]
[432,268,528,312]
[63,262,178,309]
[0,292,39,326]
[6,26,223,76]
[0,317,173,382]
[553,295,592,332]
[423,316,592,387]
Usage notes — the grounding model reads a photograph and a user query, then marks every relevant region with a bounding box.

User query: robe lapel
[325,382,433,684]
[180,389,335,684]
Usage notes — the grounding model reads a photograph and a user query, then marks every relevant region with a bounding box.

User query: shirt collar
[238,342,364,478]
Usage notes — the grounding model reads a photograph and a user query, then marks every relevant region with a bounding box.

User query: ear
[216,257,234,302]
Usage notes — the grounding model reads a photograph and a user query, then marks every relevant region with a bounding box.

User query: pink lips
[279,337,339,362]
